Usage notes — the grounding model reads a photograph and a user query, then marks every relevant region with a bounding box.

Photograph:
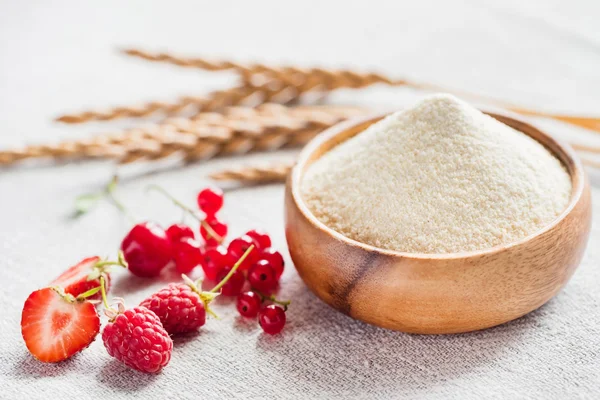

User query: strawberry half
[50,256,110,300]
[21,287,100,363]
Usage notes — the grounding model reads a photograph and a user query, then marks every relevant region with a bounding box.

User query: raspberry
[140,283,206,334]
[102,307,173,373]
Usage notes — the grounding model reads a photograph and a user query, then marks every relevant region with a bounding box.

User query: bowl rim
[290,109,586,260]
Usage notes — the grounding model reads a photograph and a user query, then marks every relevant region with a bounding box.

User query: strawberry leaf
[76,286,102,300]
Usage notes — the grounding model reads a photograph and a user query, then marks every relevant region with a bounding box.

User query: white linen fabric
[1,1,599,398]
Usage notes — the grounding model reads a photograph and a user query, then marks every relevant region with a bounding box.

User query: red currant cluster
[205,232,289,335]
[20,186,290,373]
[119,186,289,334]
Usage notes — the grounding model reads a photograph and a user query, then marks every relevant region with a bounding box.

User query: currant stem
[106,175,136,224]
[147,184,223,243]
[209,245,254,294]
[254,290,291,310]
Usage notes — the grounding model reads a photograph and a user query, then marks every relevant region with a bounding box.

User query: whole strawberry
[102,305,173,373]
[50,254,127,300]
[140,279,216,335]
[50,256,106,300]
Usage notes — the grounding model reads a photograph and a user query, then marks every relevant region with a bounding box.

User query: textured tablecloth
[1,1,599,398]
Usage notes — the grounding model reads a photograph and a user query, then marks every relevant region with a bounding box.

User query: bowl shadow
[253,277,543,396]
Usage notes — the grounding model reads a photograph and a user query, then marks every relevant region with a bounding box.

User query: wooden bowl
[284,111,592,334]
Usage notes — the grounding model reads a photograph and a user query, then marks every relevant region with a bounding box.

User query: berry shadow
[97,359,159,391]
[109,275,156,297]
[252,277,543,397]
[11,351,77,380]
[171,330,202,347]
[232,315,260,334]
[212,295,236,307]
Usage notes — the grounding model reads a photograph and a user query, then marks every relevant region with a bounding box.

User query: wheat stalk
[119,105,363,163]
[571,143,600,169]
[123,48,600,133]
[123,48,404,91]
[54,80,310,124]
[1,105,367,166]
[581,157,600,169]
[118,124,325,164]
[570,143,600,153]
[0,123,307,166]
[55,86,244,123]
[210,161,294,183]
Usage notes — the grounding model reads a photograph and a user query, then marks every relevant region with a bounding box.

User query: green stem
[100,276,111,311]
[254,290,291,310]
[147,184,196,216]
[94,256,127,270]
[106,176,136,224]
[93,252,128,274]
[181,274,220,319]
[147,184,223,242]
[95,260,124,269]
[210,245,254,293]
[75,286,102,300]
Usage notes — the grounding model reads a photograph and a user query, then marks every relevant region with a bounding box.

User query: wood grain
[284,112,592,334]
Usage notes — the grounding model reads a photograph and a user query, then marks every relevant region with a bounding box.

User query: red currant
[248,260,278,293]
[236,291,262,318]
[258,248,285,279]
[227,235,259,271]
[200,217,228,247]
[201,245,230,280]
[244,229,271,251]
[215,266,245,296]
[121,222,173,278]
[173,238,203,274]
[197,187,224,216]
[166,223,195,243]
[259,305,286,335]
